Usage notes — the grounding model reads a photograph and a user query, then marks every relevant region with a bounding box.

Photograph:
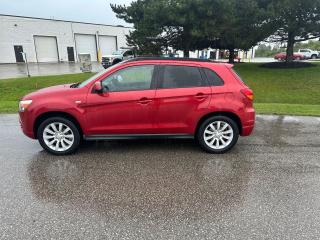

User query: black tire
[37,117,81,155]
[311,55,317,59]
[197,116,239,154]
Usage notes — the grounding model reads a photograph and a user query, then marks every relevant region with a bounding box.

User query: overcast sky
[1,0,133,26]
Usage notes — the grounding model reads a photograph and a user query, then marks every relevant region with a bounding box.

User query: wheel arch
[195,111,242,136]
[33,111,83,139]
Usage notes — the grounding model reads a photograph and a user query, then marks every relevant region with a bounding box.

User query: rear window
[203,68,224,86]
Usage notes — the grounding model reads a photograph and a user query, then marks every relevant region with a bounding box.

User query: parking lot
[0,114,320,239]
[0,62,104,79]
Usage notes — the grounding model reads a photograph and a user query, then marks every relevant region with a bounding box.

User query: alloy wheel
[43,122,75,152]
[203,121,234,150]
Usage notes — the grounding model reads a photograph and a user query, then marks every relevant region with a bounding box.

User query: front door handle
[137,97,152,104]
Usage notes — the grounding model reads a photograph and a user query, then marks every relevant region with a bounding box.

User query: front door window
[101,65,155,92]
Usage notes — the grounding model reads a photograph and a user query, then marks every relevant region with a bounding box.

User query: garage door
[34,36,59,62]
[75,34,97,61]
[99,36,117,56]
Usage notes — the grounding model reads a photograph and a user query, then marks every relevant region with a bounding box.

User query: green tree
[111,0,223,57]
[111,0,166,55]
[111,0,275,62]
[206,0,276,63]
[255,44,281,57]
[269,0,320,62]
[294,40,320,52]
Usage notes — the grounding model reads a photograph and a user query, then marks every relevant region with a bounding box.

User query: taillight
[241,88,254,101]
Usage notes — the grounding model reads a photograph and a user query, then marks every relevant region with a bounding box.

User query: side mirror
[93,81,103,93]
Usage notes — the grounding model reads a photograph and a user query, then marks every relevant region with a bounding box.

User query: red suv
[19,58,255,155]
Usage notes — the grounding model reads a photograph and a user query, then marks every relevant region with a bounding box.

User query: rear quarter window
[203,68,224,86]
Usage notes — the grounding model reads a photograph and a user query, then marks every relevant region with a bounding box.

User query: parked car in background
[101,49,135,68]
[298,49,319,59]
[274,52,304,61]
[19,57,255,155]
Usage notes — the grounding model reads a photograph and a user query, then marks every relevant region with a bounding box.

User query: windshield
[112,50,125,55]
[76,64,120,88]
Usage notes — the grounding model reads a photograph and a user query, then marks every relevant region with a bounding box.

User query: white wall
[0,15,132,63]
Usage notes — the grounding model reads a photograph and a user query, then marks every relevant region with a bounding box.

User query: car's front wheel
[197,116,239,153]
[37,117,81,155]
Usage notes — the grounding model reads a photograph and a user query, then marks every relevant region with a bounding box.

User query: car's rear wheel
[311,54,317,59]
[37,117,81,155]
[197,116,239,153]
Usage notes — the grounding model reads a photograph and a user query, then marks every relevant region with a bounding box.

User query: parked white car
[298,49,319,59]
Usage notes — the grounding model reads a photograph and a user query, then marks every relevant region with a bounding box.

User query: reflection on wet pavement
[0,114,320,239]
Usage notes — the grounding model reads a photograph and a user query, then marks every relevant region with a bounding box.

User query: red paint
[19,59,255,139]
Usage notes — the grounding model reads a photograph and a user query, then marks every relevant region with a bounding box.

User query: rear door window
[160,65,206,89]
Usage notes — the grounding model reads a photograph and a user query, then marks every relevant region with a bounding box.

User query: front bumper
[102,62,112,67]
[19,111,36,139]
[101,59,113,68]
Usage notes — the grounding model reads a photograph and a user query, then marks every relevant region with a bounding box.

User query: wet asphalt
[0,62,104,79]
[0,114,320,239]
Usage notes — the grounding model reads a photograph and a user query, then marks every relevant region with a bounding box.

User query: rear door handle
[194,93,207,100]
[137,97,152,104]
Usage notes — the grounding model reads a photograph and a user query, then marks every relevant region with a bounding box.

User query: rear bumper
[242,123,255,136]
[240,107,255,136]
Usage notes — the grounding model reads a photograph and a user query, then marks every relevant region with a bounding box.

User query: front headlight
[19,100,32,112]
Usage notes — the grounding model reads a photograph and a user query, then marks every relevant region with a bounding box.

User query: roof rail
[126,57,217,63]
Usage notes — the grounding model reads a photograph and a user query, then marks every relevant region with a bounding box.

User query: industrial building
[0,14,132,64]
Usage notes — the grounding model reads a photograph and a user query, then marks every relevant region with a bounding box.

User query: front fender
[27,98,87,137]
